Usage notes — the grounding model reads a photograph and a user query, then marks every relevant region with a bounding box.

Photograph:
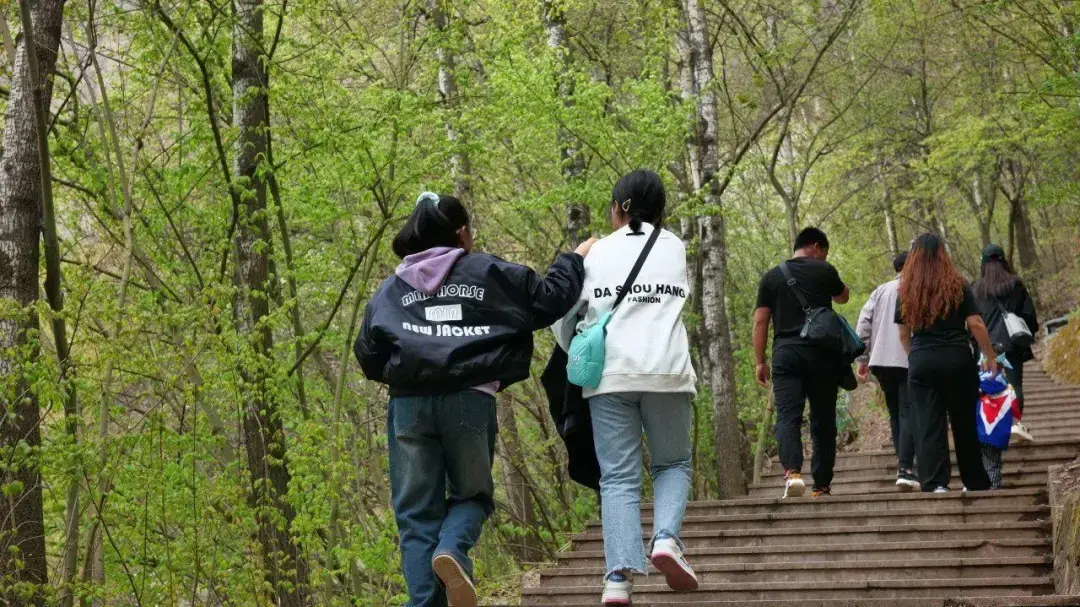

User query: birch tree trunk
[232,1,308,603]
[683,0,747,498]
[430,0,472,200]
[542,0,588,247]
[0,0,65,602]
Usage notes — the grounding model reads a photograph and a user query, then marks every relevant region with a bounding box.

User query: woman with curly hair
[894,233,996,492]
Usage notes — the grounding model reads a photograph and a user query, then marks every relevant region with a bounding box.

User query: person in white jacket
[553,170,698,605]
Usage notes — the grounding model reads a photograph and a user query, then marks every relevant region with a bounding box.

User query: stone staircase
[522,364,1080,605]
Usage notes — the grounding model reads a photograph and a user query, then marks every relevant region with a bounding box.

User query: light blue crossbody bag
[567,227,661,388]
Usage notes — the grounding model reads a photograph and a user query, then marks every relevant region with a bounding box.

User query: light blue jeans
[589,391,693,576]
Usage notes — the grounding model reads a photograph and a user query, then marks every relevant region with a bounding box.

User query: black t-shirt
[755,257,845,344]
[894,284,980,353]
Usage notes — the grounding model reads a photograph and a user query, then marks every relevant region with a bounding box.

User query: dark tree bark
[496,393,541,563]
[231,0,308,603]
[0,0,66,603]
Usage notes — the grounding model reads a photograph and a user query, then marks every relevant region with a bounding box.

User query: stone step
[522,577,1054,603]
[585,505,1050,534]
[760,451,1073,478]
[569,521,1050,552]
[659,487,1046,516]
[519,596,1080,607]
[535,556,1052,588]
[767,439,1080,469]
[555,538,1050,568]
[748,469,1050,496]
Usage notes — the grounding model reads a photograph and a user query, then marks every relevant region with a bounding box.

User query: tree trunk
[232,0,308,603]
[0,0,66,603]
[542,0,588,247]
[496,393,541,563]
[683,0,747,498]
[1009,195,1039,271]
[430,0,472,200]
[883,198,899,257]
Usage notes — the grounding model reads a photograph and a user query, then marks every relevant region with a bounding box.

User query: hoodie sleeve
[354,299,389,383]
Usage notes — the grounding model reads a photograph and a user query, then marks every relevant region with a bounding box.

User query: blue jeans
[388,391,497,607]
[589,391,693,576]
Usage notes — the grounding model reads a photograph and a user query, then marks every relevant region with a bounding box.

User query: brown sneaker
[811,486,832,498]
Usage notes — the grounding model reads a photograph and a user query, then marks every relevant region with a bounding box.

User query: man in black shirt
[753,227,851,498]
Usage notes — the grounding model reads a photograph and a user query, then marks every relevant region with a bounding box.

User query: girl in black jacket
[973,244,1039,442]
[355,192,592,607]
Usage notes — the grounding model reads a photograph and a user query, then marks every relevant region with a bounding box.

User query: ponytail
[392,192,470,258]
[612,169,666,235]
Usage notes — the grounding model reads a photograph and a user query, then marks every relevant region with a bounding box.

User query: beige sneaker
[783,470,806,498]
[432,553,477,607]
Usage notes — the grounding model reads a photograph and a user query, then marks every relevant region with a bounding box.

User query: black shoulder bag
[779,262,865,361]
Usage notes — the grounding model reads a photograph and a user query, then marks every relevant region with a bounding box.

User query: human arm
[855,287,878,380]
[520,251,588,329]
[828,264,850,304]
[967,314,999,374]
[897,323,911,355]
[961,285,997,373]
[354,301,389,383]
[753,307,772,387]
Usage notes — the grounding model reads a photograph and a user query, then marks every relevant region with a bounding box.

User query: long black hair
[392,192,470,258]
[973,252,1018,299]
[611,169,666,234]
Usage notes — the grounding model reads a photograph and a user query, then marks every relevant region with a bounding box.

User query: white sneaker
[783,471,806,498]
[933,487,949,494]
[650,537,699,592]
[602,572,632,605]
[432,553,477,607]
[1011,422,1034,444]
[895,469,920,492]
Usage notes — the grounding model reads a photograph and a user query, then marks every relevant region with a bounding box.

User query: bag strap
[779,261,812,313]
[611,225,662,312]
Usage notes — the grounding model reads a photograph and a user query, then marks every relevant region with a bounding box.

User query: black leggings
[908,348,991,492]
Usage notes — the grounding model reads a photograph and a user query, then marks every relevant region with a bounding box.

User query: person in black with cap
[972,244,1039,443]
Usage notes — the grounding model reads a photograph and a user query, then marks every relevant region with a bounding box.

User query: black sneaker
[895,469,919,492]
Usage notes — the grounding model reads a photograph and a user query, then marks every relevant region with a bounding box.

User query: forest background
[1,0,1079,605]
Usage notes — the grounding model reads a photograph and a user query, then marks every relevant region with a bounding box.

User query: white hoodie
[553,222,697,397]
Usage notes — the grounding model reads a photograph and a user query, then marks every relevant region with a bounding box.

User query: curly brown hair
[899,233,966,331]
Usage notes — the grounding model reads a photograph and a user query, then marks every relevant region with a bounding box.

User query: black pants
[1004,351,1025,415]
[908,348,991,492]
[872,366,915,471]
[772,343,840,488]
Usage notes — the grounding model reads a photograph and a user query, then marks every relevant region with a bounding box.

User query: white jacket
[553,223,697,397]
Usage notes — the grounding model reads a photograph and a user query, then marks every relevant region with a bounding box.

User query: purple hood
[395,247,466,295]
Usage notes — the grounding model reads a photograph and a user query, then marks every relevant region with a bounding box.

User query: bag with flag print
[976,370,1020,451]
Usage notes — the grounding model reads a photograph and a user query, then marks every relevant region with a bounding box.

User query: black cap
[982,243,1006,263]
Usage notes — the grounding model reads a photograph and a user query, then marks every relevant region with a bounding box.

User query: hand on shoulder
[574,236,599,258]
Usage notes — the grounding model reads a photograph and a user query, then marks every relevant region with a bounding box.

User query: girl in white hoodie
[554,170,698,605]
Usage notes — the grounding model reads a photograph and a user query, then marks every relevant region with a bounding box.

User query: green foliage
[1,0,1079,604]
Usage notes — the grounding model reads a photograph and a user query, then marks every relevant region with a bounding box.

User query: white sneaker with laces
[1011,422,1034,444]
[650,537,699,592]
[602,572,632,605]
[432,553,477,607]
